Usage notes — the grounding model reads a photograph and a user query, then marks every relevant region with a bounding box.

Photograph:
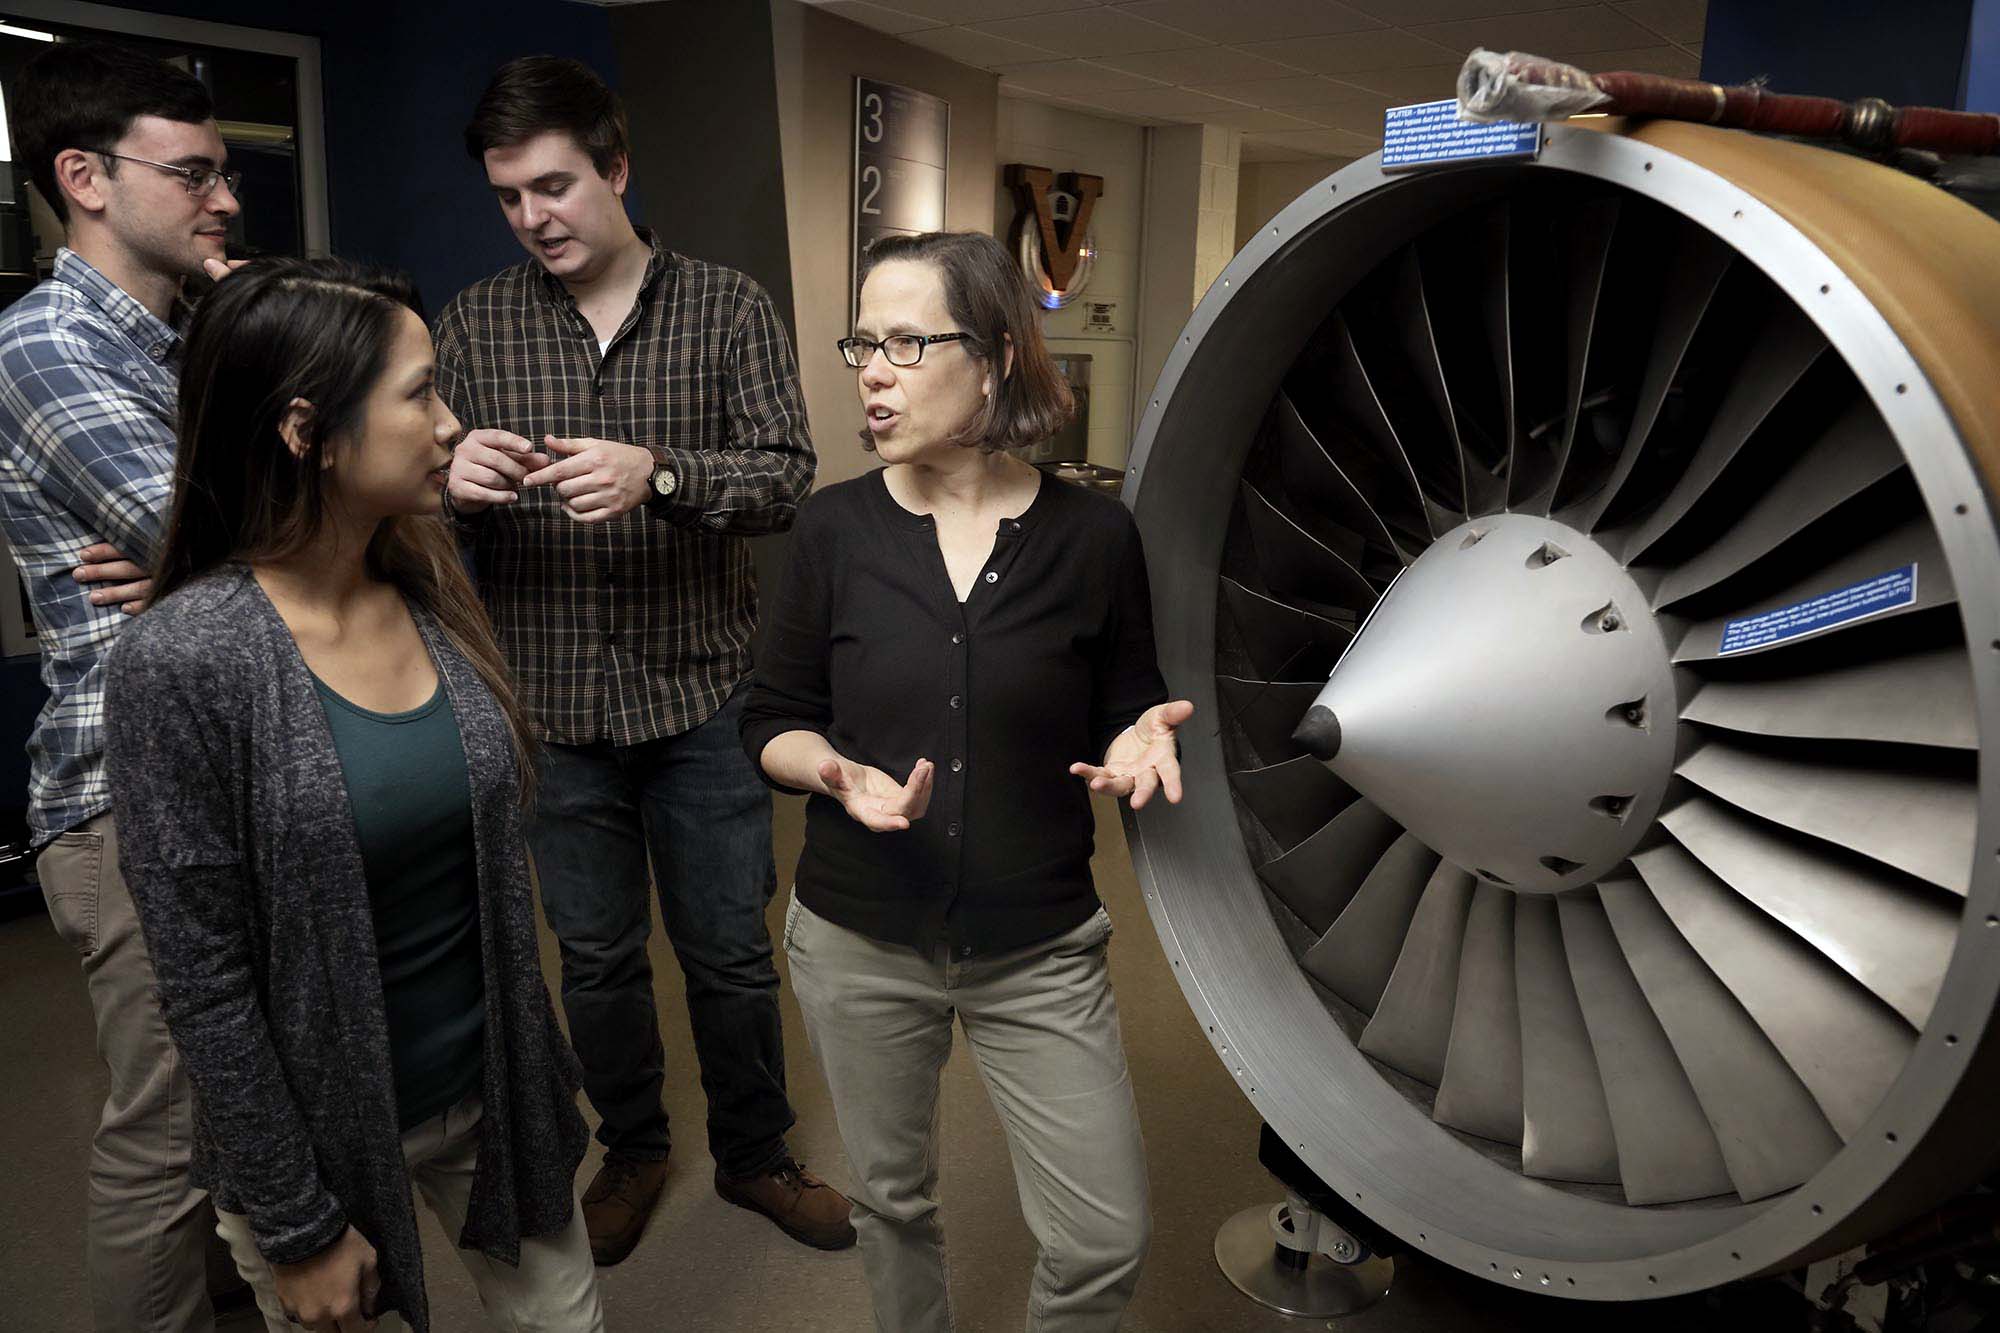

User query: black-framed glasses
[93,151,243,199]
[837,332,975,369]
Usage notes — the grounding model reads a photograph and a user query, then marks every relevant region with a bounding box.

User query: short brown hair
[858,232,1073,454]
[15,42,214,225]
[464,56,628,177]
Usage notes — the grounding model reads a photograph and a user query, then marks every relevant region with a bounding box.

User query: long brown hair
[157,256,537,800]
[857,231,1073,453]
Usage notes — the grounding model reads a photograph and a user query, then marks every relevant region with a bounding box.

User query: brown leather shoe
[582,1152,669,1266]
[715,1159,857,1250]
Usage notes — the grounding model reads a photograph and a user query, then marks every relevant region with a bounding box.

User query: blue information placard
[1717,564,1918,656]
[1380,100,1539,172]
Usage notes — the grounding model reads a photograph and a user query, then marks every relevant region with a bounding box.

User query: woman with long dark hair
[104,257,601,1333]
[741,231,1193,1331]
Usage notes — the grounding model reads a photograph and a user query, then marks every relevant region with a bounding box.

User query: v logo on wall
[1005,164,1104,310]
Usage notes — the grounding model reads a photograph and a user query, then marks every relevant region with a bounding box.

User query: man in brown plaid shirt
[437,57,849,1264]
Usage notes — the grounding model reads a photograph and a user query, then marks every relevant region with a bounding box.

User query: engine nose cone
[1292,705,1343,761]
[1301,513,1677,893]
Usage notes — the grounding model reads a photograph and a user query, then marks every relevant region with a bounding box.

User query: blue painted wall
[1701,0,1976,109]
[112,0,624,307]
[1968,0,2000,112]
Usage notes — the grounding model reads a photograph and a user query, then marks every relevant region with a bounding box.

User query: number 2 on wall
[862,92,884,144]
[860,164,883,216]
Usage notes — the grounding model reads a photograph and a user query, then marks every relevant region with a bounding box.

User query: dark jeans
[527,687,794,1177]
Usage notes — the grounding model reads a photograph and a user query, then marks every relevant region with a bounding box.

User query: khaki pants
[785,895,1151,1333]
[216,1094,604,1332]
[40,813,215,1333]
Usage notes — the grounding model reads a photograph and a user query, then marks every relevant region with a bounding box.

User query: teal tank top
[313,673,485,1130]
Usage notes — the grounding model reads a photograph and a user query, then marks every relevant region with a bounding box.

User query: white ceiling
[799,0,1705,163]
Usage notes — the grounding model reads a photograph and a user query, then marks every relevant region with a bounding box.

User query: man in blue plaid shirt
[0,45,242,1333]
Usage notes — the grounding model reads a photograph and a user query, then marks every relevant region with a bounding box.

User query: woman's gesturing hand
[819,757,934,832]
[1070,699,1195,810]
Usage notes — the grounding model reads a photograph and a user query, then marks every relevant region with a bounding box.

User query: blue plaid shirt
[0,249,179,845]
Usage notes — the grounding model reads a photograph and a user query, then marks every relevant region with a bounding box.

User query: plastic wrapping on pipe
[1457,48,1611,123]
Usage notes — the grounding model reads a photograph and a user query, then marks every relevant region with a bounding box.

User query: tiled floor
[0,794,1797,1330]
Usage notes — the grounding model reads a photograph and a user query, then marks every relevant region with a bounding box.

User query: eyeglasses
[837,332,975,369]
[93,151,243,199]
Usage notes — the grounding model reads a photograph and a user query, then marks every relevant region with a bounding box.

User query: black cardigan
[740,469,1167,957]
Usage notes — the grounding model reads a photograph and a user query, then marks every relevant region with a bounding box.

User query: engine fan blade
[1631,841,1917,1140]
[1545,197,1621,513]
[1385,245,1480,514]
[1517,894,1621,1184]
[1220,576,1355,682]
[1653,399,1902,609]
[1679,735,1975,893]
[1600,876,1841,1201]
[1241,481,1378,614]
[1682,638,1974,750]
[1560,892,1735,1204]
[1256,797,1404,935]
[1434,883,1525,1146]
[1360,864,1476,1086]
[1323,312,1445,539]
[1272,391,1410,563]
[1478,202,1520,509]
[1302,832,1438,1011]
[1659,797,1958,1024]
[1618,301,1828,562]
[1217,676,1324,767]
[1231,755,1358,854]
[1578,228,1734,531]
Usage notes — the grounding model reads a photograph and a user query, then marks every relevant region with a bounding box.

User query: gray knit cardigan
[104,564,586,1333]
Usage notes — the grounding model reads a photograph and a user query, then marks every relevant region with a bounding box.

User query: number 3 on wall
[863,92,884,144]
[860,164,883,216]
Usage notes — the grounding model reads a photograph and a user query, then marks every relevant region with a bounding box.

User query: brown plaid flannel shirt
[433,232,815,745]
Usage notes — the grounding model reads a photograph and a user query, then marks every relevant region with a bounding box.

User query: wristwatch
[648,462,677,504]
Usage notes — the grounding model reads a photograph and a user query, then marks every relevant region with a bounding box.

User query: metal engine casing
[1120,120,2000,1300]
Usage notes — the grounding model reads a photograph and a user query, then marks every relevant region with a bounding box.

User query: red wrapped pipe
[1459,49,2000,156]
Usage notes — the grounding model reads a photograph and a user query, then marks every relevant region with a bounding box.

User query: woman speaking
[742,231,1192,1332]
